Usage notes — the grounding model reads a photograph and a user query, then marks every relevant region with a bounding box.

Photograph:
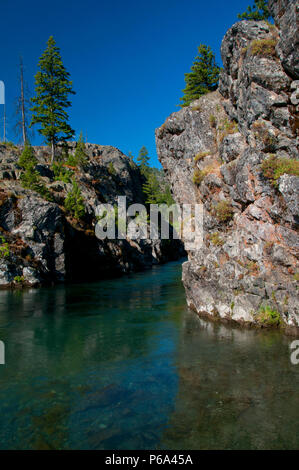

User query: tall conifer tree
[31,36,75,162]
[238,0,271,21]
[180,44,220,107]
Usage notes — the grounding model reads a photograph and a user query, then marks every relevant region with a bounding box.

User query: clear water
[0,260,298,450]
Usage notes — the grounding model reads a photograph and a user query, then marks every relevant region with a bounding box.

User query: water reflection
[0,262,298,449]
[161,312,299,450]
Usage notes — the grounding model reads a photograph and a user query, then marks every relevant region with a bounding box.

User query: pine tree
[30,36,75,163]
[142,172,161,204]
[74,131,88,167]
[238,0,271,21]
[18,141,52,200]
[142,169,174,206]
[65,132,88,167]
[137,146,150,176]
[18,140,37,170]
[180,45,220,107]
[64,180,85,219]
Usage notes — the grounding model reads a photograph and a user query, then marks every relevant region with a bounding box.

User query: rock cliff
[156,1,299,330]
[0,143,183,287]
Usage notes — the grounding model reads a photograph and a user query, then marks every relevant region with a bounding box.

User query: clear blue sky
[0,0,252,167]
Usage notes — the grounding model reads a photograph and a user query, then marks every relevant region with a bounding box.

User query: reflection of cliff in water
[0,276,166,378]
[161,311,299,450]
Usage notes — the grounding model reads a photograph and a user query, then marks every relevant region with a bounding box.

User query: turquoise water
[0,260,298,450]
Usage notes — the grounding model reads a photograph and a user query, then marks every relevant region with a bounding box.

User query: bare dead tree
[14,57,33,144]
[3,104,6,142]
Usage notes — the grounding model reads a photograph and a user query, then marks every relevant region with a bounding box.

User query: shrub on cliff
[250,39,277,58]
[0,236,10,259]
[64,180,85,219]
[238,0,271,21]
[18,141,37,170]
[180,44,220,108]
[52,161,73,183]
[261,155,299,187]
[18,142,52,200]
[213,200,234,222]
[107,162,116,176]
[66,132,88,168]
[257,305,282,327]
[193,169,206,186]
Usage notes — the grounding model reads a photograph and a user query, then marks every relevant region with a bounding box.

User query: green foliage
[261,155,299,187]
[219,118,239,141]
[0,236,10,259]
[72,131,88,167]
[238,0,271,21]
[193,169,206,186]
[191,104,201,112]
[107,162,116,176]
[180,44,220,107]
[246,261,260,274]
[250,39,277,57]
[194,151,210,163]
[64,181,85,219]
[210,232,224,246]
[143,171,174,206]
[30,36,75,160]
[209,114,217,128]
[137,146,150,177]
[135,146,174,206]
[13,275,25,284]
[65,134,88,168]
[127,151,137,169]
[294,273,299,282]
[257,305,282,327]
[214,200,234,222]
[52,161,74,183]
[18,141,38,170]
[4,141,17,149]
[18,142,52,200]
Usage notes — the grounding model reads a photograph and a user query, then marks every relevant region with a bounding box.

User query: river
[0,260,298,449]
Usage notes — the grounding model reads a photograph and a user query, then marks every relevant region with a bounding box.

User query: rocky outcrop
[269,0,298,79]
[156,5,299,330]
[0,143,184,287]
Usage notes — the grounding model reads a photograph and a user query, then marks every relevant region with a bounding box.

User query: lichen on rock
[156,2,299,330]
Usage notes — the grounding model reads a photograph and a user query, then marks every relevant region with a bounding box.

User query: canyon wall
[0,143,183,287]
[156,1,298,329]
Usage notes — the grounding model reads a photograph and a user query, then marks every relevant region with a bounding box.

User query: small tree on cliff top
[180,44,220,107]
[238,0,271,21]
[31,36,75,163]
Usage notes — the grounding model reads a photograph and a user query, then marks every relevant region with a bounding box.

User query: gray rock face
[156,9,299,329]
[269,0,299,79]
[156,91,227,206]
[0,143,184,288]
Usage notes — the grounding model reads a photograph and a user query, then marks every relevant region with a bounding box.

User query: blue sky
[0,0,252,167]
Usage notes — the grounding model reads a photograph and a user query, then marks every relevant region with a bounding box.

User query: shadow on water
[0,260,298,449]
